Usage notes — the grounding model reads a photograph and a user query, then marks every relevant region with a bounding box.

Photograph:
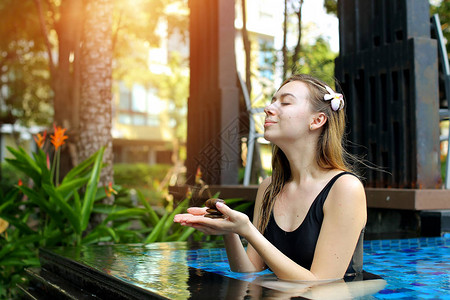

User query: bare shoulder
[325,173,366,213]
[259,176,272,192]
[333,173,365,194]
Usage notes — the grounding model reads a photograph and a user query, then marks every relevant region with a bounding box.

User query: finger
[187,207,207,215]
[173,213,192,223]
[174,213,206,224]
[215,201,234,217]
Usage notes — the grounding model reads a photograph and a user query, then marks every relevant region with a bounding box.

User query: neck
[276,134,324,184]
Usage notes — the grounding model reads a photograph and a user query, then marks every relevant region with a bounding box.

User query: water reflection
[48,242,385,299]
[235,273,386,299]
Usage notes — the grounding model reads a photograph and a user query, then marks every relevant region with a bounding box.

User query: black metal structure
[335,0,442,188]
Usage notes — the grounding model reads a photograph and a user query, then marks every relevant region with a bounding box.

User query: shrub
[0,162,25,194]
[113,163,171,186]
[113,163,172,206]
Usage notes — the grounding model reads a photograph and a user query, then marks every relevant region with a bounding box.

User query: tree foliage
[324,0,338,16]
[431,0,450,54]
[294,37,337,87]
[0,0,187,129]
[279,0,337,84]
[0,0,52,126]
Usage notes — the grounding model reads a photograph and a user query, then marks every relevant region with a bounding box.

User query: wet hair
[257,74,357,232]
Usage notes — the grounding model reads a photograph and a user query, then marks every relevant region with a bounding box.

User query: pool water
[44,235,449,299]
[362,235,450,299]
[186,236,450,299]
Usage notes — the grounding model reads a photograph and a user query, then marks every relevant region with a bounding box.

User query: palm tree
[77,0,114,204]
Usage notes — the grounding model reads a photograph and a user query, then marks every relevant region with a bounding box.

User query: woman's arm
[174,174,366,281]
[309,174,367,279]
[219,174,366,281]
[223,177,271,272]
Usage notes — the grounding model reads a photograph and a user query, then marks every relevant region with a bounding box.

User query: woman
[174,74,366,281]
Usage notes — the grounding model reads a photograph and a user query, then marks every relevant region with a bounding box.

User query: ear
[310,112,327,130]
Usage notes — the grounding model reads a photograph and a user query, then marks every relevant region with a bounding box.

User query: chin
[264,133,279,144]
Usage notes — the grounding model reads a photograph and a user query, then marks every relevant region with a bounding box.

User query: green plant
[4,145,106,245]
[91,190,197,244]
[0,162,25,195]
[113,163,171,186]
[0,131,254,298]
[113,163,172,206]
[0,142,110,298]
[0,126,122,298]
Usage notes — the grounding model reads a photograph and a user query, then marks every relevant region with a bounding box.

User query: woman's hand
[173,201,252,237]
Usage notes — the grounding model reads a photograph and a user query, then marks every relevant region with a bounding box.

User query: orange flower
[50,125,68,151]
[104,182,118,197]
[33,130,47,148]
[18,179,23,186]
[195,166,203,185]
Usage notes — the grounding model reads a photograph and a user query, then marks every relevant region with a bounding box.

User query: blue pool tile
[184,236,450,299]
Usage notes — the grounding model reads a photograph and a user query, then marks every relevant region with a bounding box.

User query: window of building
[258,39,274,80]
[117,83,162,127]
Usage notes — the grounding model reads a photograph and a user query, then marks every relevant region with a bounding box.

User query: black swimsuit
[263,172,364,276]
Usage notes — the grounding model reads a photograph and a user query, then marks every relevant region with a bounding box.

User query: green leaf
[4,159,41,184]
[80,147,105,231]
[104,208,148,223]
[56,177,89,199]
[160,198,189,240]
[0,235,41,260]
[137,189,160,226]
[176,227,196,241]
[0,258,28,266]
[0,198,15,213]
[32,149,51,181]
[92,204,119,214]
[73,190,81,215]
[81,229,114,245]
[62,150,98,184]
[0,244,14,260]
[84,225,118,243]
[144,212,169,243]
[233,201,253,213]
[0,188,20,204]
[18,186,64,225]
[0,215,34,235]
[221,198,244,205]
[7,146,40,172]
[22,257,40,266]
[42,183,81,234]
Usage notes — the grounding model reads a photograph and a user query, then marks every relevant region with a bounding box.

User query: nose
[264,102,275,115]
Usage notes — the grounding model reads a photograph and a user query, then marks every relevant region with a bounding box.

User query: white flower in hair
[323,86,344,111]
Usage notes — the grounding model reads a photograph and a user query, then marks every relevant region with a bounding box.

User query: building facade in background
[112,0,281,166]
[0,1,281,167]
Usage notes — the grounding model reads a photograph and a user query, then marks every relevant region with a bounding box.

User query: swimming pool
[185,235,449,299]
[37,235,449,299]
[362,235,450,299]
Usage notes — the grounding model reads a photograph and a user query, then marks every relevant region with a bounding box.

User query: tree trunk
[53,0,84,178]
[78,0,114,205]
[241,0,252,96]
[282,0,288,81]
[291,0,304,73]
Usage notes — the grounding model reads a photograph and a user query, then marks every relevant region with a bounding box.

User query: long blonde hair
[257,74,356,232]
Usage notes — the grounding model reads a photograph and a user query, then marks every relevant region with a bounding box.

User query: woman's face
[263,80,314,143]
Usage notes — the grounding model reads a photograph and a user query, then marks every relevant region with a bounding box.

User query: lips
[264,120,277,127]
